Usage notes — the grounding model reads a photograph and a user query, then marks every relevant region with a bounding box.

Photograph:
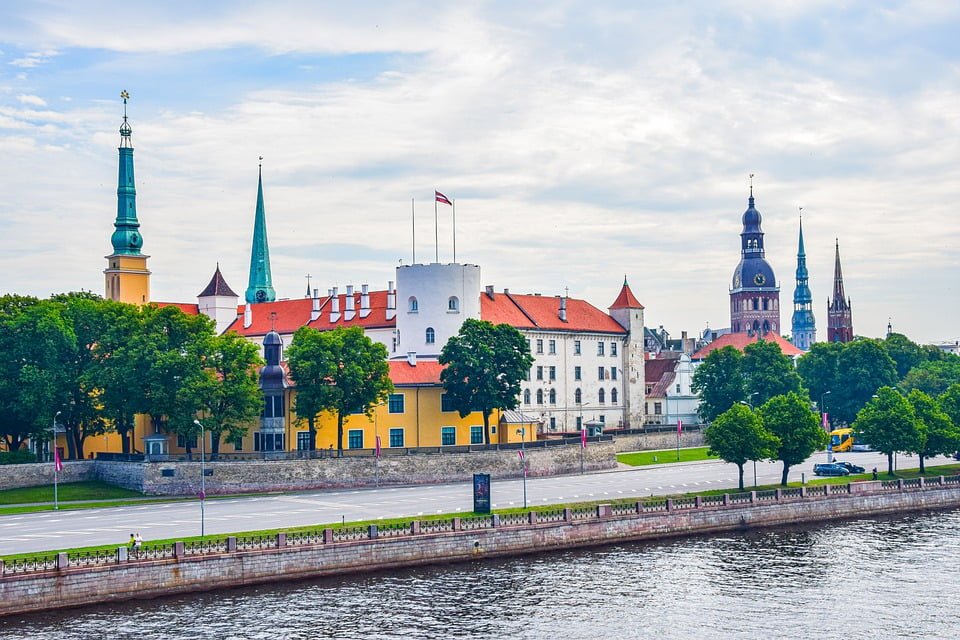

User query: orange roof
[691,332,804,360]
[481,292,626,334]
[609,280,643,310]
[152,301,200,315]
[307,290,395,332]
[223,291,397,338]
[388,359,444,386]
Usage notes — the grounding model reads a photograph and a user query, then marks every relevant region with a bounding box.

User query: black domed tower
[730,183,781,335]
[257,328,287,452]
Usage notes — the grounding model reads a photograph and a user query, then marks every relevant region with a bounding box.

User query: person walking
[134,532,143,551]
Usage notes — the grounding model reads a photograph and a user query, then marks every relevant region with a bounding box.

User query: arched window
[598,388,605,404]
[448,296,459,312]
[425,327,435,344]
[753,320,760,332]
[523,389,531,405]
[549,389,556,405]
[408,296,418,312]
[762,320,770,333]
[763,298,769,311]
[753,298,759,310]
[574,388,582,404]
[536,389,544,405]
[611,388,618,404]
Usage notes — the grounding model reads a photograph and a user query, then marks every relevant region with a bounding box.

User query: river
[2,509,959,639]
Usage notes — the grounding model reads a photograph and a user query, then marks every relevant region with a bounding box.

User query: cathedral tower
[729,182,780,335]
[104,91,151,304]
[827,240,854,343]
[790,214,816,350]
[245,160,277,305]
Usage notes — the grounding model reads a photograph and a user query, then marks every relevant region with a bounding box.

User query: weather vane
[749,173,755,197]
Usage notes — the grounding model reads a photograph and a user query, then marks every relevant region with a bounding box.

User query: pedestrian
[872,467,878,481]
[134,532,143,550]
[128,533,135,549]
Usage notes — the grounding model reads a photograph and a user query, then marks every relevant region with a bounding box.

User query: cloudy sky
[1,1,958,344]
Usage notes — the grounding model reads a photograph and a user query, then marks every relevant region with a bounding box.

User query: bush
[0,450,38,465]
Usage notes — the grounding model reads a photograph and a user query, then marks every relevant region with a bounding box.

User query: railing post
[800,486,806,498]
[898,479,904,491]
[563,508,573,522]
[56,552,68,571]
[367,525,378,540]
[0,559,4,575]
[775,489,782,501]
[323,528,334,544]
[411,521,421,535]
[694,496,702,508]
[918,477,925,488]
[117,546,128,562]
[940,476,946,486]
[636,501,643,513]
[528,512,538,525]
[492,514,501,527]
[597,504,612,518]
[227,536,237,552]
[277,532,287,547]
[750,491,757,503]
[452,517,461,531]
[174,542,185,558]
[665,499,673,511]
[722,494,729,506]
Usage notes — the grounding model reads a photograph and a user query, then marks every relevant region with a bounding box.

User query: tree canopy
[704,403,778,490]
[742,340,805,406]
[907,389,960,473]
[439,319,533,445]
[883,333,927,380]
[900,358,960,397]
[853,386,920,476]
[691,346,744,423]
[831,339,898,425]
[759,392,826,485]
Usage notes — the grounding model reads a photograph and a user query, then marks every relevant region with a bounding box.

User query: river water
[3,509,960,639]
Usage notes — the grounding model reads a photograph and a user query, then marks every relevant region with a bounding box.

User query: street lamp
[821,391,832,462]
[53,411,61,510]
[193,419,207,537]
[516,427,527,509]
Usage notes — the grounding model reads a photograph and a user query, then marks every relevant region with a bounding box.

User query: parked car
[813,463,851,477]
[851,443,873,452]
[834,461,865,474]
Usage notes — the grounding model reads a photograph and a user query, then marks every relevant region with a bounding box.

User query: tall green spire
[245,159,276,304]
[110,90,144,255]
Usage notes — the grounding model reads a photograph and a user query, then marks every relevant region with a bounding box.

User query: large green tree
[287,326,392,455]
[439,319,534,445]
[759,392,826,485]
[742,340,805,406]
[883,333,927,380]
[691,346,745,423]
[900,358,960,397]
[833,339,898,425]
[704,403,778,490]
[796,342,843,414]
[939,384,960,435]
[907,389,960,473]
[853,386,920,476]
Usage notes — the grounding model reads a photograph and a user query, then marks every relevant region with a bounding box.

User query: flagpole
[411,198,416,264]
[434,195,439,263]
[452,199,457,263]
[52,411,61,511]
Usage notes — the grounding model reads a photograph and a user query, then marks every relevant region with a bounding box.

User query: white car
[851,443,873,452]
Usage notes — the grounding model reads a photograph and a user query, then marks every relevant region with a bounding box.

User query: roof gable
[691,332,804,360]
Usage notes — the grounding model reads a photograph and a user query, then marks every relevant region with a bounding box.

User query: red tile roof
[225,291,398,338]
[307,290,395,332]
[481,292,626,334]
[609,280,644,310]
[152,301,200,315]
[691,332,804,360]
[388,359,444,386]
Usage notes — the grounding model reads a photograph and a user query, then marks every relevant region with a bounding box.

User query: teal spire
[110,90,144,255]
[791,210,816,349]
[245,159,276,304]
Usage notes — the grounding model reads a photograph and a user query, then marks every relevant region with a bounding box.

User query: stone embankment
[1,475,957,617]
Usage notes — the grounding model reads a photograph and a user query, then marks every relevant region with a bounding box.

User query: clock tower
[104,91,151,305]
[729,181,780,335]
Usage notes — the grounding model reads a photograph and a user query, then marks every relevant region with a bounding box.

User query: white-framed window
[441,427,456,446]
[574,366,581,381]
[598,366,605,380]
[611,367,617,380]
[536,389,544,404]
[536,339,544,354]
[575,388,582,404]
[348,429,364,449]
[536,366,543,380]
[408,296,418,312]
[611,388,618,404]
[599,388,605,404]
[448,296,459,312]
[389,428,404,448]
[425,327,435,344]
[549,388,557,404]
[611,342,617,356]
[549,366,556,381]
[574,340,581,355]
[548,339,556,354]
[523,389,531,405]
[598,342,605,356]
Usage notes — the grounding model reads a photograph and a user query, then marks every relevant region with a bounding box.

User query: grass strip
[617,447,718,466]
[0,481,143,505]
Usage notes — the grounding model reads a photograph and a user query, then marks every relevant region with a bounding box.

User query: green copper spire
[245,159,276,304]
[110,90,144,255]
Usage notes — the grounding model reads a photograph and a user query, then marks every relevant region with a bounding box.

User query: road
[1,450,951,555]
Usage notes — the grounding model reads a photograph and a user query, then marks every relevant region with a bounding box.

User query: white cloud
[16,94,46,106]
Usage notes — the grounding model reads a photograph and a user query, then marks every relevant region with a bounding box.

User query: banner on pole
[473,473,491,514]
[53,447,63,472]
[677,419,683,437]
[375,435,382,459]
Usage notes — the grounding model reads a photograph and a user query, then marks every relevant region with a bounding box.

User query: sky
[1,1,958,344]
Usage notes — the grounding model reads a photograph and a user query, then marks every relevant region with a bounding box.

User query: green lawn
[0,481,143,506]
[617,447,718,466]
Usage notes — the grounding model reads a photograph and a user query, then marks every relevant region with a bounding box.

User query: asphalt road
[1,450,952,555]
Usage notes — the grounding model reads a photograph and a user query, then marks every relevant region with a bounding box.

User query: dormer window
[448,296,459,312]
[408,297,418,313]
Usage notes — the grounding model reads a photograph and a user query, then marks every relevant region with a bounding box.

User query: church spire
[790,209,815,350]
[827,239,854,343]
[245,158,277,305]
[109,90,143,255]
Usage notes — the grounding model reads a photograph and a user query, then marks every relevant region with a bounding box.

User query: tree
[833,339,897,425]
[900,358,960,397]
[189,332,264,458]
[288,326,392,454]
[704,403,778,490]
[797,342,843,413]
[439,319,534,445]
[759,392,826,485]
[853,386,920,476]
[939,384,960,434]
[907,390,960,473]
[883,332,926,380]
[691,346,744,423]
[742,339,805,406]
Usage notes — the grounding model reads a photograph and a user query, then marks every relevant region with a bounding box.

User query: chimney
[360,284,370,318]
[504,288,510,295]
[345,285,356,320]
[330,287,341,322]
[310,288,321,322]
[407,351,417,366]
[559,296,567,322]
[682,330,688,340]
[485,285,495,299]
[386,280,396,320]
[243,304,252,329]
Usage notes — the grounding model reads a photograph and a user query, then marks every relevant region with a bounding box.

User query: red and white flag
[581,427,587,449]
[677,419,683,437]
[822,412,829,430]
[375,435,382,460]
[517,449,524,461]
[435,190,452,206]
[53,447,63,473]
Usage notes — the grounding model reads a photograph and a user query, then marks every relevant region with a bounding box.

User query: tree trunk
[337,412,344,457]
[919,454,925,474]
[780,462,790,486]
[210,432,221,460]
[887,452,894,476]
[737,463,744,491]
[120,422,130,454]
[308,416,316,452]
[65,423,78,460]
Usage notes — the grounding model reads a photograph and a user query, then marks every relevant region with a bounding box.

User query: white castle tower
[395,263,481,359]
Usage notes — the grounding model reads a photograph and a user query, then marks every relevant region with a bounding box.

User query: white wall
[395,263,481,358]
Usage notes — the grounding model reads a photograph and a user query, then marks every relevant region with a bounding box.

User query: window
[470,426,484,445]
[177,434,197,449]
[388,393,405,414]
[441,427,456,446]
[408,296,418,312]
[254,433,283,452]
[574,340,581,355]
[597,342,605,356]
[548,339,556,354]
[611,388,618,404]
[611,367,617,380]
[549,388,557,404]
[574,366,582,381]
[523,389,531,405]
[611,342,617,356]
[425,327,435,344]
[599,388,605,404]
[389,428,404,448]
[536,366,544,380]
[598,366,605,380]
[576,416,582,429]
[437,394,455,413]
[599,415,605,424]
[549,366,556,381]
[262,394,285,418]
[536,389,544,405]
[526,339,531,352]
[549,417,556,429]
[296,432,312,451]
[536,339,544,354]
[448,296,459,312]
[575,388,582,404]
[654,402,662,415]
[763,298,769,311]
[348,430,364,449]
[676,384,681,394]
[233,436,244,451]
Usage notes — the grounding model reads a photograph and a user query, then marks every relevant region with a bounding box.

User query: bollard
[564,508,573,522]
[227,536,237,552]
[323,528,334,544]
[174,542,185,558]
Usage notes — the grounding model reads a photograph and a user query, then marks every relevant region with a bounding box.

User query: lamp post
[193,419,206,537]
[53,411,61,510]
[821,391,832,462]
[516,427,527,509]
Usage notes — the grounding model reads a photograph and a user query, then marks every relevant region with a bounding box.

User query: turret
[245,160,277,305]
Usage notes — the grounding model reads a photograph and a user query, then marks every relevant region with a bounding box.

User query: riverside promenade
[2,475,959,617]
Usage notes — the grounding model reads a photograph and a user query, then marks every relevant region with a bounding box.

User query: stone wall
[2,482,958,617]
[611,430,703,453]
[0,461,96,492]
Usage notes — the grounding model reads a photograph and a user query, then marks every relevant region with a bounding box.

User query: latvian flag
[435,190,452,206]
